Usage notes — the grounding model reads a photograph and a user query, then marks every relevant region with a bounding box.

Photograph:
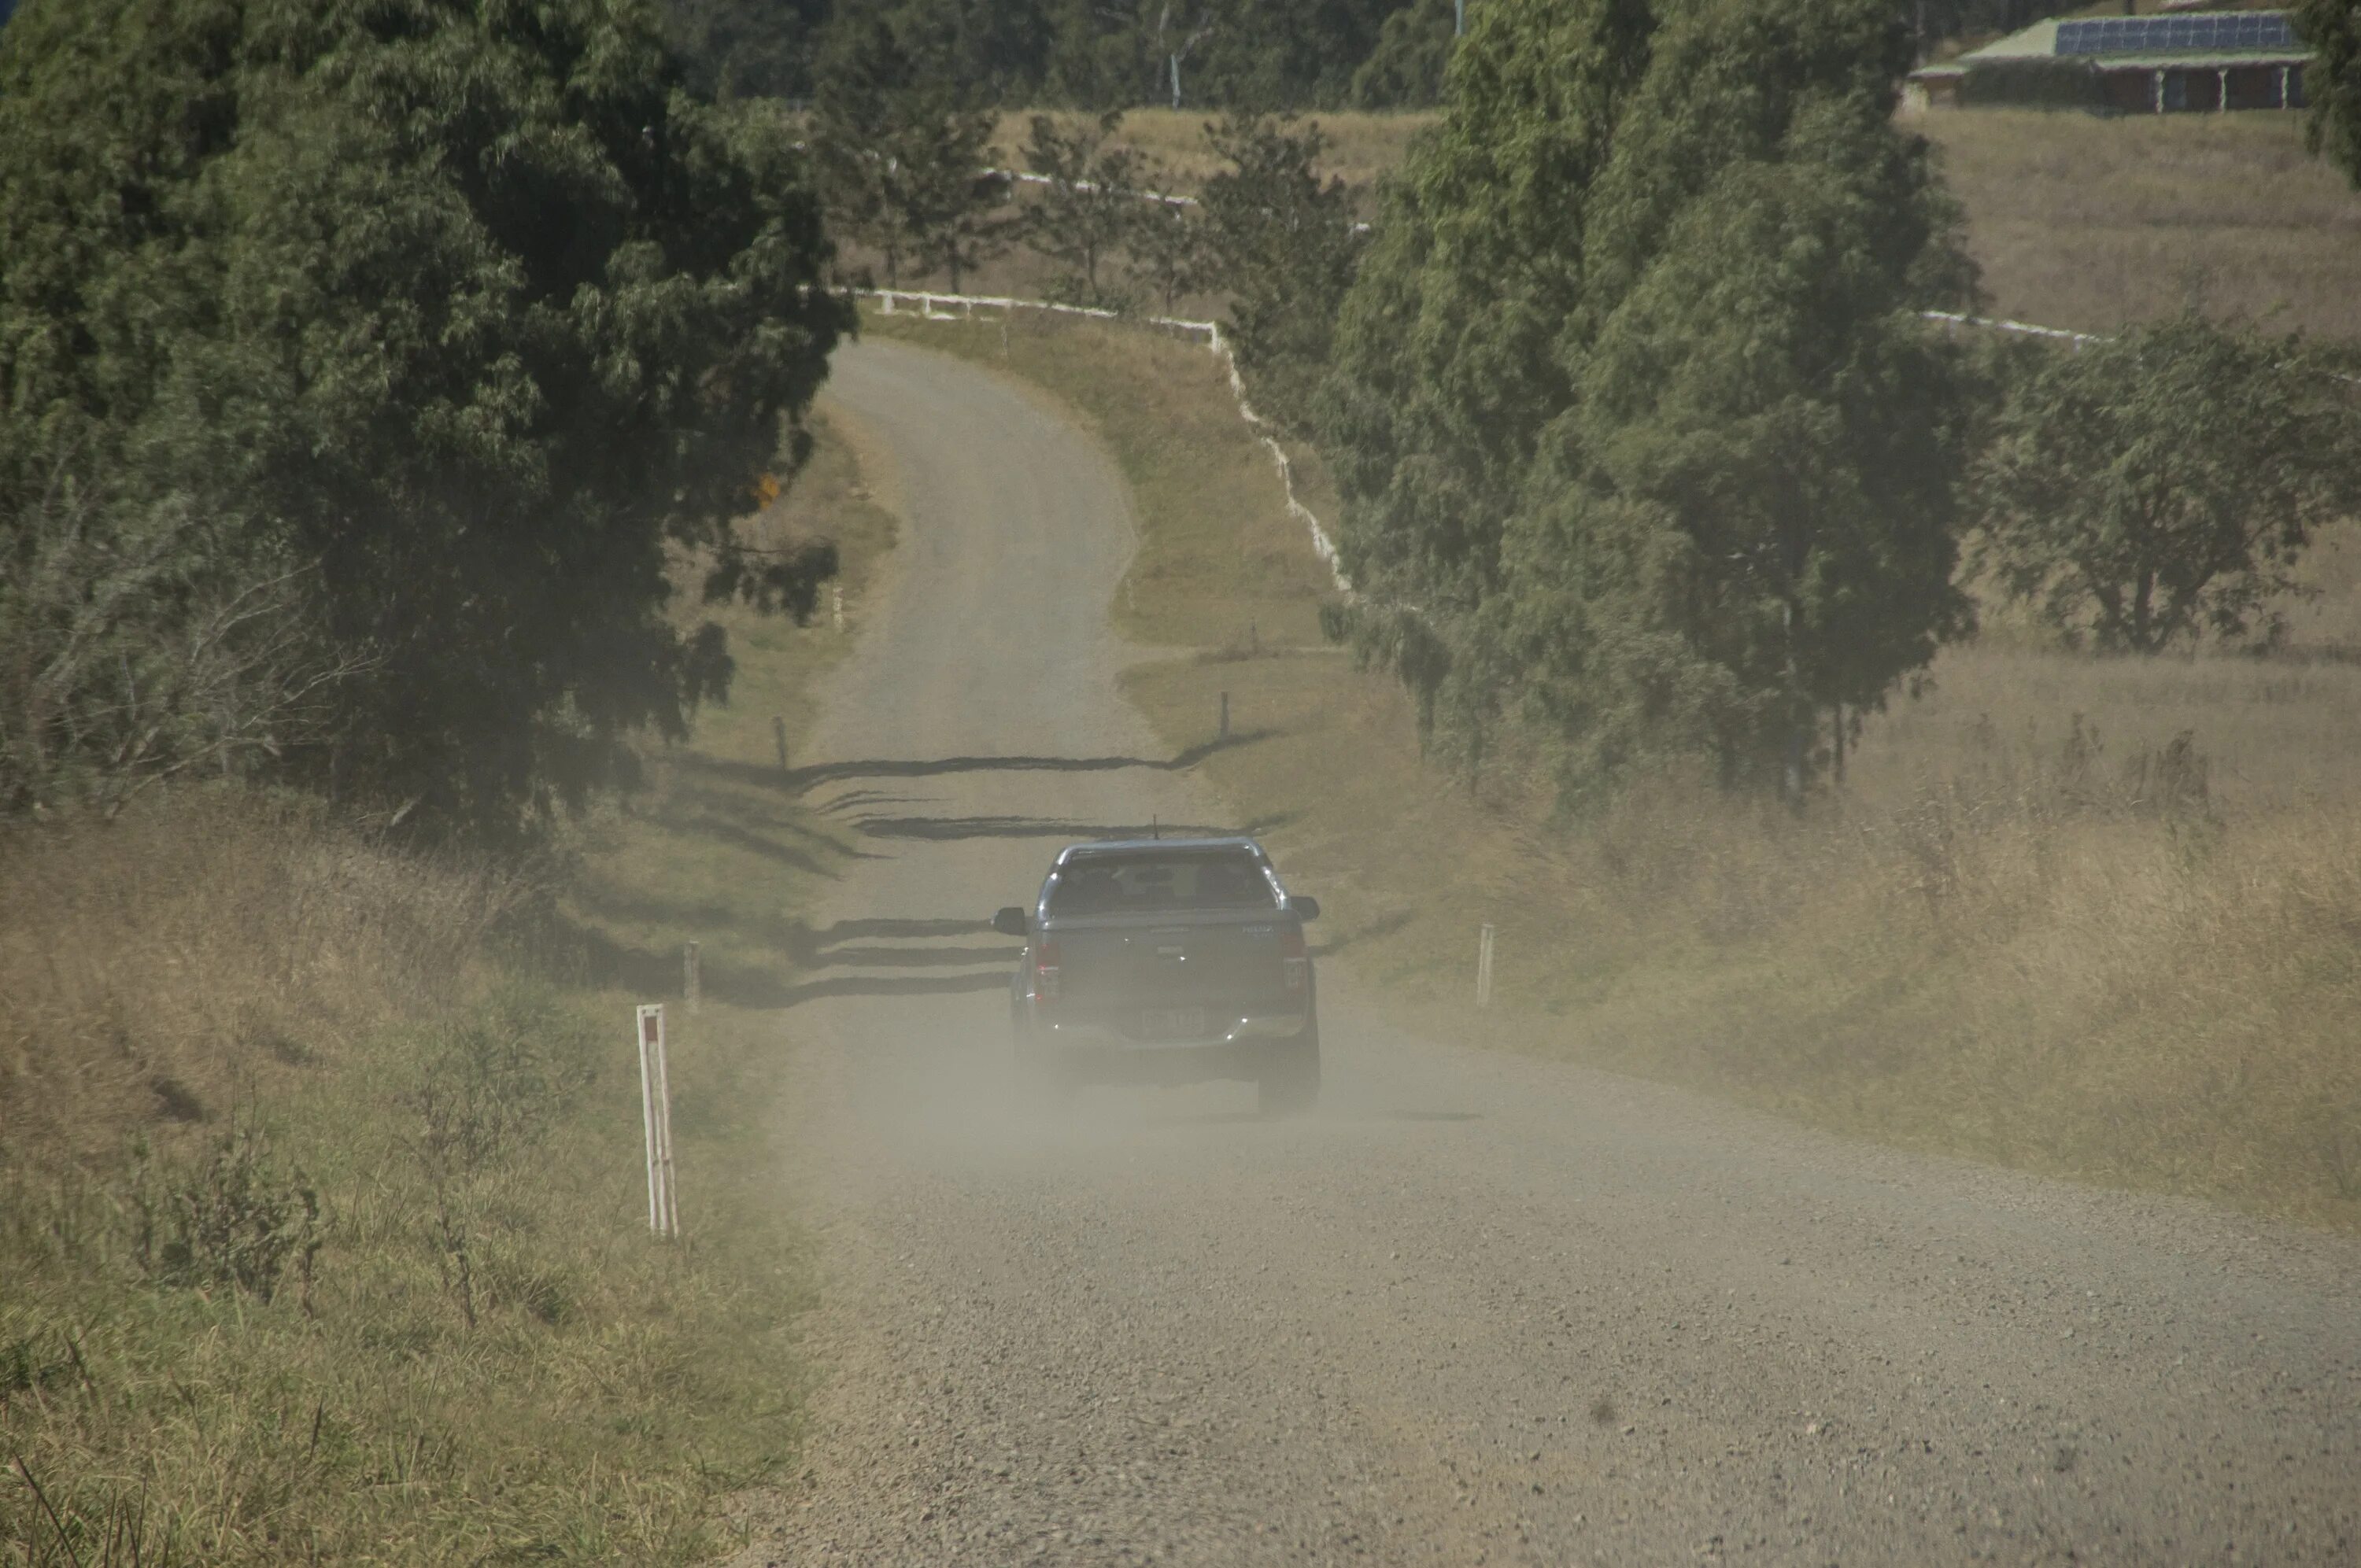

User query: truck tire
[1257,1027,1321,1118]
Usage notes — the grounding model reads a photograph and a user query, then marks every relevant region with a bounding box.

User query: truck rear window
[1047,850,1277,915]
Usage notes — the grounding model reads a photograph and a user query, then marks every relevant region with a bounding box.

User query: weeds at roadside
[0,412,894,1560]
[129,1124,320,1309]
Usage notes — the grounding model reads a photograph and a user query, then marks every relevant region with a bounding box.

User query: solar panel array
[2055,12,2300,56]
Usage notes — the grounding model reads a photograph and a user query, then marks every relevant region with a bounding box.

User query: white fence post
[636,1003,679,1238]
[655,1014,678,1238]
[682,941,701,1015]
[1476,924,1496,1009]
[852,286,1351,592]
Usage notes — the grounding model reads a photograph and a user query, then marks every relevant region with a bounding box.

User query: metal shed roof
[1957,9,2307,66]
[2056,11,2298,53]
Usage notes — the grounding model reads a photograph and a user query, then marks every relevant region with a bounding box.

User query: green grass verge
[1,411,896,1563]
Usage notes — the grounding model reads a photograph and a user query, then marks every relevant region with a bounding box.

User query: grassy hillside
[913,106,2361,342]
[1917,108,2361,340]
[0,412,895,1564]
[985,108,1432,194]
[867,302,2361,1229]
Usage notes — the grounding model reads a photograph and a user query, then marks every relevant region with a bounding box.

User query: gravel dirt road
[731,338,2360,1566]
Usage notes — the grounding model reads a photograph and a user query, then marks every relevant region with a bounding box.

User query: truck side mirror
[991,906,1030,937]
[1289,895,1321,921]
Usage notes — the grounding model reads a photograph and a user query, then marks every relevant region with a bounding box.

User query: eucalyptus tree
[1975,313,2361,653]
[1321,0,1982,799]
[2293,0,2361,188]
[1199,113,1365,430]
[0,0,849,834]
[1018,111,1152,307]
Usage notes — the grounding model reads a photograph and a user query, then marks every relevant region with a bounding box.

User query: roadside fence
[863,287,1350,592]
[859,282,2234,603]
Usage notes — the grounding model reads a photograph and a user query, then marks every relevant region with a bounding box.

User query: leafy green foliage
[0,0,849,837]
[1321,0,1981,797]
[1352,0,1459,107]
[1199,114,1366,429]
[2295,0,2361,190]
[131,1127,321,1307]
[661,0,1473,112]
[1040,0,1414,109]
[1974,314,2361,653]
[811,12,1003,288]
[1126,188,1212,315]
[1018,110,1155,307]
[660,0,831,99]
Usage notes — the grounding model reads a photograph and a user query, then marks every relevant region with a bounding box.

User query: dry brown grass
[1129,647,2361,1222]
[1916,108,2361,339]
[985,108,1435,194]
[0,411,900,1563]
[942,105,2361,345]
[0,791,515,1169]
[904,306,2361,1227]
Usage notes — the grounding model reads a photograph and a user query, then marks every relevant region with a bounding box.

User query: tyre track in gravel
[730,338,2361,1567]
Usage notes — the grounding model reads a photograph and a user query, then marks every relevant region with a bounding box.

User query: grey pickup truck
[992,836,1321,1116]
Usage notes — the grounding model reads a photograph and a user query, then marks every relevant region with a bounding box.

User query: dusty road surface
[733,338,2361,1566]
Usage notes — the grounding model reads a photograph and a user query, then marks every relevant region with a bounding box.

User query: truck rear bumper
[1033,1009,1315,1087]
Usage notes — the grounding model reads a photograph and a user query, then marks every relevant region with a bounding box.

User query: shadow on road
[821,916,993,941]
[675,732,1280,798]
[852,814,1241,843]
[570,887,1000,961]
[774,970,1009,1006]
[822,943,1018,968]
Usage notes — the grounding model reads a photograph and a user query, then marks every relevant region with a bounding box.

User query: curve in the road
[733,339,2361,1568]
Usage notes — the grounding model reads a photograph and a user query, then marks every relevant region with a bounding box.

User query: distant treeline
[657,0,2097,112]
[662,0,1458,109]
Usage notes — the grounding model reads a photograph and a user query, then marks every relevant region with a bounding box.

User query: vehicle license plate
[1141,1007,1206,1040]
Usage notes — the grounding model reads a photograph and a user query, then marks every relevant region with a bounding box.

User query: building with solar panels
[1909,9,2309,113]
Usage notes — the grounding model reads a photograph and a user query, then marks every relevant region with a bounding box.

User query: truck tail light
[1280,926,1307,992]
[1033,938,1061,1003]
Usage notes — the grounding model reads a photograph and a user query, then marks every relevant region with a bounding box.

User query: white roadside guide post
[636,1004,680,1238]
[1476,924,1497,1010]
